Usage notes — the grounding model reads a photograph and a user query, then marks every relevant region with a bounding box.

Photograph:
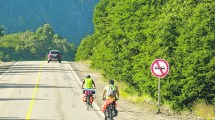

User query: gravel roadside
[69,61,205,120]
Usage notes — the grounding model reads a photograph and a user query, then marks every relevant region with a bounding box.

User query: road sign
[151,59,169,78]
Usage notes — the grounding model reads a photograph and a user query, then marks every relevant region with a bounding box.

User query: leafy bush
[76,0,215,111]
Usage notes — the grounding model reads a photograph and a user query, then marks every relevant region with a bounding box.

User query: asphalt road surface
[0,61,103,120]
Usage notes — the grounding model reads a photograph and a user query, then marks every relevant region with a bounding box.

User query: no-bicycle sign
[150,59,169,78]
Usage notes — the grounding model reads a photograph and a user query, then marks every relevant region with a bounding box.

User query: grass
[193,102,215,120]
[117,80,215,118]
[127,94,152,103]
[116,82,153,103]
[116,81,152,102]
[117,81,159,112]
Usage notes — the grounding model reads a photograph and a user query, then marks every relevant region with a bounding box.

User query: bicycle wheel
[87,96,90,110]
[109,109,113,120]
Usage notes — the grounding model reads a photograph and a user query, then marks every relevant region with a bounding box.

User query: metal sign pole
[151,59,169,114]
[157,77,161,113]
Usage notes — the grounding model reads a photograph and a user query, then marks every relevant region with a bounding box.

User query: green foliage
[0,25,5,37]
[0,0,99,45]
[76,0,215,111]
[75,35,97,61]
[0,24,76,61]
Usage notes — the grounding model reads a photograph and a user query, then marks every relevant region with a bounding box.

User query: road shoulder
[69,61,205,120]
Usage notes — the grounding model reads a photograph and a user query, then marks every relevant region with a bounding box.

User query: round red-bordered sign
[150,59,169,78]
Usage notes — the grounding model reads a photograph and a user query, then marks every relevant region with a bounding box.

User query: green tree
[0,25,5,37]
[76,0,215,111]
[0,24,76,61]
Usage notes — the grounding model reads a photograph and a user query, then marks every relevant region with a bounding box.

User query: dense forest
[76,0,215,111]
[0,0,99,45]
[0,24,76,61]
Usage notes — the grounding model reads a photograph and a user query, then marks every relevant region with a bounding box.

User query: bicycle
[103,98,118,120]
[83,88,95,110]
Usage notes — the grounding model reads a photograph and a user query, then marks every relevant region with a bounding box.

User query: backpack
[107,85,116,97]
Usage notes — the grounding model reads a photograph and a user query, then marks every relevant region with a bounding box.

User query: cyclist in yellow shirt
[82,75,96,107]
[82,75,96,89]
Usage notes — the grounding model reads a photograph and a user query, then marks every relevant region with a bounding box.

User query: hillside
[0,0,99,45]
[75,0,215,118]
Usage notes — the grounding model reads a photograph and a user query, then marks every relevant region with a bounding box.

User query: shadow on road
[0,117,54,120]
[0,83,73,89]
[0,98,45,101]
[0,63,73,75]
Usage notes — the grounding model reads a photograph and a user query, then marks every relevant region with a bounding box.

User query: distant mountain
[0,0,99,45]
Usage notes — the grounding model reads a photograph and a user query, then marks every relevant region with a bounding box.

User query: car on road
[48,50,62,63]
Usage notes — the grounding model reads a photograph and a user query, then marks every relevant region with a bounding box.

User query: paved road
[0,61,103,120]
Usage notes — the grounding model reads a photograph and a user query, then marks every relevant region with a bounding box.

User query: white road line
[67,62,105,118]
[0,62,20,80]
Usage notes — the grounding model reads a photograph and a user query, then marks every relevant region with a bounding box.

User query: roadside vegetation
[75,0,215,119]
[0,24,76,61]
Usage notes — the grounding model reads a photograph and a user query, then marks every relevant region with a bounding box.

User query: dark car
[48,50,62,63]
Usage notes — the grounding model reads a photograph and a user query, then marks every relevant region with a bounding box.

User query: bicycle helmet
[86,75,91,78]
[109,79,114,85]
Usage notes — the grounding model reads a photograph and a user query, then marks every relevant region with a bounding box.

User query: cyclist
[102,79,119,118]
[82,75,96,107]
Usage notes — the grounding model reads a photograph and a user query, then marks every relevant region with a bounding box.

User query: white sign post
[150,59,169,113]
